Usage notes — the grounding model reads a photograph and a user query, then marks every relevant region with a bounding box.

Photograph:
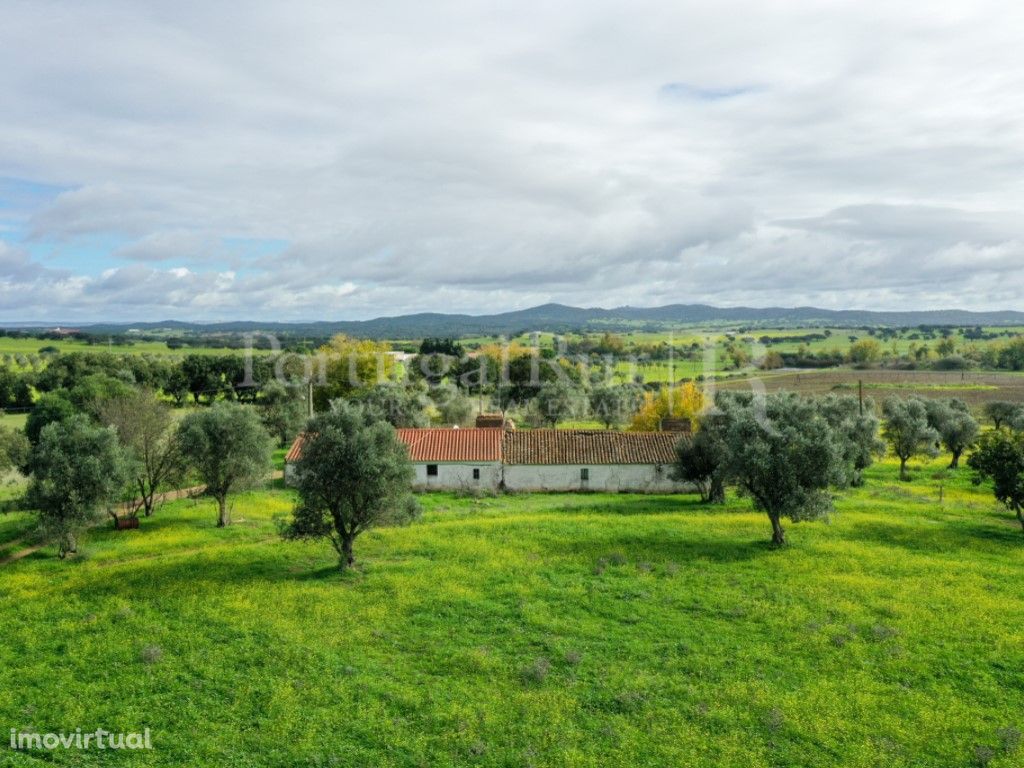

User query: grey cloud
[0,0,1023,320]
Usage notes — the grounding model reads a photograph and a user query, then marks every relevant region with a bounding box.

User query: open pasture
[1,455,1022,767]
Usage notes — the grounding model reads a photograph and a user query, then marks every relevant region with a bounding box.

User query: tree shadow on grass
[848,519,1023,555]
[536,530,772,564]
[542,495,732,517]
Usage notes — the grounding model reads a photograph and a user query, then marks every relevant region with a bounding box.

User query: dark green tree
[882,397,940,480]
[589,383,643,429]
[25,391,77,445]
[0,425,30,473]
[924,398,979,469]
[177,402,273,526]
[672,415,729,503]
[27,415,130,557]
[968,429,1024,532]
[815,394,885,486]
[258,380,308,445]
[984,401,1022,429]
[720,393,848,545]
[282,403,418,570]
[357,383,430,428]
[535,381,586,427]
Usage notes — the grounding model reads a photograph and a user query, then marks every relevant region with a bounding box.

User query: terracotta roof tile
[502,430,685,465]
[395,428,503,462]
[285,433,310,463]
[287,428,686,466]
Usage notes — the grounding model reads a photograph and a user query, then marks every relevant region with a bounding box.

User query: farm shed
[500,430,689,493]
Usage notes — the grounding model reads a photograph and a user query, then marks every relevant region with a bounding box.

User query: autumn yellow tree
[315,335,395,408]
[629,382,705,431]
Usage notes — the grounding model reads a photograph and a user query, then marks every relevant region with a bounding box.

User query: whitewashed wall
[288,461,690,493]
[412,462,502,491]
[501,464,690,493]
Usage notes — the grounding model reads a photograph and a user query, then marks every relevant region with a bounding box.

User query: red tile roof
[396,428,503,462]
[502,430,685,465]
[286,428,684,466]
[285,433,310,463]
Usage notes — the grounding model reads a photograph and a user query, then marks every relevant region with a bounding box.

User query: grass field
[1,455,1023,766]
[0,412,27,431]
[0,336,277,358]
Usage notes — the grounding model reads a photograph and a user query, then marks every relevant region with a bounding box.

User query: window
[472,468,480,480]
[426,464,438,477]
[580,468,589,481]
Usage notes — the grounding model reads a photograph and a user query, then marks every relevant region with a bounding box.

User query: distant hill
[8,303,1024,339]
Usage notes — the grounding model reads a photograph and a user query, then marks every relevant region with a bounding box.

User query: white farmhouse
[286,428,504,491]
[500,430,688,493]
[286,426,691,494]
[398,428,503,491]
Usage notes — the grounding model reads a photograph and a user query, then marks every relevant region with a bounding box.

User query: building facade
[500,430,688,493]
[286,426,691,494]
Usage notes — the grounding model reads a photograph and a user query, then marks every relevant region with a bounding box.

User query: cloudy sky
[2,0,1023,321]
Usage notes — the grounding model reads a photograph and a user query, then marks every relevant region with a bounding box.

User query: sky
[1,0,1023,322]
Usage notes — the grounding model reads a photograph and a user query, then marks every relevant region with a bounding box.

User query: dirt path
[0,471,284,566]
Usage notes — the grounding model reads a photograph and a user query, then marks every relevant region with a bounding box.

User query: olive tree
[357,383,430,428]
[720,393,848,545]
[27,415,130,558]
[98,388,182,517]
[177,402,273,527]
[589,384,643,429]
[433,384,475,426]
[672,417,729,503]
[924,398,980,469]
[258,380,308,445]
[282,403,418,570]
[984,401,1022,429]
[968,429,1024,532]
[535,381,586,427]
[882,397,940,480]
[0,426,30,474]
[816,394,885,486]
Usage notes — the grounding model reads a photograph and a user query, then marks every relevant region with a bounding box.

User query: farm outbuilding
[286,426,691,494]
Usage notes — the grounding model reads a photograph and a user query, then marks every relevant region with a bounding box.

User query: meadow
[1,456,1022,767]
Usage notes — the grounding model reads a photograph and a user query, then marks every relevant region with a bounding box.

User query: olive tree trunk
[58,531,77,559]
[948,450,962,470]
[217,495,230,527]
[768,513,786,546]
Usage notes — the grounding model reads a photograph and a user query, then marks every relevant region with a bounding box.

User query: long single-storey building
[286,426,691,493]
[500,429,687,493]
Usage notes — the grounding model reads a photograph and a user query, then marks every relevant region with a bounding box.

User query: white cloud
[1,0,1023,320]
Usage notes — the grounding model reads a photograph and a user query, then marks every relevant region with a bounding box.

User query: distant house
[286,426,690,494]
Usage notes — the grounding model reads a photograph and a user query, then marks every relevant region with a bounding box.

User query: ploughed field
[1,458,1023,767]
[719,368,1024,413]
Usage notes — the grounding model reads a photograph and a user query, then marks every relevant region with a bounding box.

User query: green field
[0,336,276,358]
[0,412,27,431]
[1,455,1022,766]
